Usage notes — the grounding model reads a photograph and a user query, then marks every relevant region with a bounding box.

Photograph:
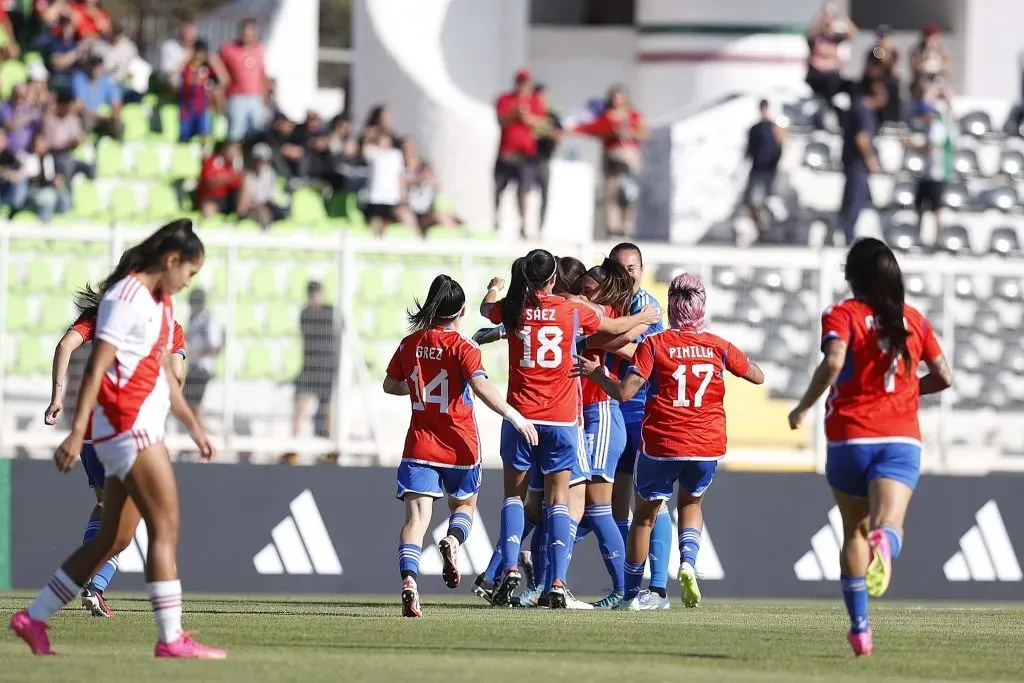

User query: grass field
[1,593,1023,682]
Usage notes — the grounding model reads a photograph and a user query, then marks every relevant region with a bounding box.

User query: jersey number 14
[411,368,449,413]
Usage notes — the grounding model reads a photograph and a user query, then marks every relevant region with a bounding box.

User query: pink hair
[667,273,707,330]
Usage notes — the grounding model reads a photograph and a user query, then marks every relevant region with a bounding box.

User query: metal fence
[1,223,1022,473]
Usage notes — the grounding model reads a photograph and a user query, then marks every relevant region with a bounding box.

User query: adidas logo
[419,510,493,576]
[944,500,1022,582]
[794,506,843,581]
[117,522,149,574]
[642,510,724,580]
[253,490,343,575]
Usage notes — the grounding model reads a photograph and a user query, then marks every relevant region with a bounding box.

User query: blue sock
[91,556,118,592]
[649,508,672,590]
[615,516,630,547]
[532,511,549,590]
[499,497,525,574]
[840,575,870,634]
[547,504,572,586]
[624,560,645,600]
[567,519,579,566]
[82,518,101,544]
[483,545,503,582]
[880,525,903,559]
[679,527,701,568]
[574,516,592,544]
[522,517,536,545]
[398,543,421,580]
[447,511,472,546]
[586,504,625,592]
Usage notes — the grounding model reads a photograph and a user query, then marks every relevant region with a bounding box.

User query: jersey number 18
[517,326,563,369]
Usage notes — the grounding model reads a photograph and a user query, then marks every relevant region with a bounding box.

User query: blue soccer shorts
[826,440,921,499]
[503,421,589,486]
[634,453,718,502]
[615,420,643,475]
[80,443,106,488]
[584,401,626,483]
[395,461,481,501]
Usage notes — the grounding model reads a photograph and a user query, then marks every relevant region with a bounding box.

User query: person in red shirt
[219,18,270,141]
[573,85,648,237]
[196,140,244,218]
[383,274,536,618]
[69,0,110,39]
[578,273,763,611]
[788,238,952,656]
[494,68,546,237]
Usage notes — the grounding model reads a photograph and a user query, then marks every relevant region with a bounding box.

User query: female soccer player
[480,248,659,608]
[45,278,187,619]
[10,219,224,659]
[577,273,763,610]
[383,274,538,617]
[788,238,952,657]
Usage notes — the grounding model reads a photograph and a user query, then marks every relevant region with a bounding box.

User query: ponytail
[845,238,911,373]
[501,249,557,329]
[555,256,586,296]
[584,258,632,315]
[407,274,466,331]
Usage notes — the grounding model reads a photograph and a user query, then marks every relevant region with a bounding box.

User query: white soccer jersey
[91,275,175,450]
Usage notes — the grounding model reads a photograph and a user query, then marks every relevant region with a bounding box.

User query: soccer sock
[615,516,630,547]
[27,569,80,622]
[499,497,525,574]
[547,504,572,586]
[679,527,701,568]
[398,544,421,580]
[522,517,536,545]
[574,516,592,544]
[82,518,101,544]
[840,575,870,634]
[446,512,473,546]
[147,579,183,644]
[649,508,672,590]
[567,519,579,566]
[91,555,119,592]
[532,511,549,590]
[483,545,503,582]
[880,525,903,559]
[624,561,645,600]
[586,504,626,592]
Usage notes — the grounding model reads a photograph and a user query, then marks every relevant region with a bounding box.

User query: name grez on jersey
[416,346,445,360]
[524,308,557,322]
[668,345,717,360]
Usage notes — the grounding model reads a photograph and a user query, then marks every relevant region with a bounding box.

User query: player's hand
[44,400,62,426]
[190,426,215,461]
[639,305,661,326]
[788,406,809,430]
[53,433,82,473]
[573,356,601,378]
[472,327,498,345]
[513,418,539,446]
[487,277,505,292]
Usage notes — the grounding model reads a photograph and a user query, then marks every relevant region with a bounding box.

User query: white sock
[27,569,80,622]
[147,580,183,643]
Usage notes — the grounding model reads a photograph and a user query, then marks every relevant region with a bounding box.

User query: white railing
[1,222,1022,474]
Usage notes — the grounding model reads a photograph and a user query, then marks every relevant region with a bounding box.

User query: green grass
[1,593,1023,682]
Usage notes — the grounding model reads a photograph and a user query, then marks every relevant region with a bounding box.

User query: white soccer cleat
[563,588,595,610]
[634,589,671,610]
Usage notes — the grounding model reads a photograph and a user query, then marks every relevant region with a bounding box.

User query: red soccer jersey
[487,293,602,425]
[386,326,487,467]
[582,304,617,407]
[820,299,942,444]
[629,329,750,459]
[495,91,545,157]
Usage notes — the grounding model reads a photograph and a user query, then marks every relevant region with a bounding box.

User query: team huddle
[384,238,952,657]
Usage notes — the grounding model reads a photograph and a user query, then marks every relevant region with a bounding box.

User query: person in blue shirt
[72,56,122,139]
[837,80,887,245]
[43,16,89,93]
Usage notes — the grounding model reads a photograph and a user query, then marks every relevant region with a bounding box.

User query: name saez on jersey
[629,330,750,460]
[386,328,485,469]
[820,299,941,445]
[486,296,601,426]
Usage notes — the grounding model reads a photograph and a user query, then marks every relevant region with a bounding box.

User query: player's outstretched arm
[468,375,538,445]
[596,306,660,336]
[742,362,765,385]
[472,325,505,346]
[788,339,846,429]
[45,328,86,425]
[574,355,644,402]
[382,377,411,396]
[919,353,953,395]
[479,277,505,317]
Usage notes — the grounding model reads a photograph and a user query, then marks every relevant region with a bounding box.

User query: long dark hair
[501,249,557,329]
[584,258,632,315]
[845,237,910,372]
[407,274,465,331]
[555,256,586,296]
[74,219,204,318]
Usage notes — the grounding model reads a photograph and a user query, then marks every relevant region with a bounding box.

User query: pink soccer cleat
[848,629,873,657]
[438,536,461,589]
[9,610,55,655]
[866,529,893,598]
[154,631,227,659]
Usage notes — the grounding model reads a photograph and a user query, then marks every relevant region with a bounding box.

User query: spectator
[293,280,338,440]
[836,80,887,246]
[806,2,856,108]
[20,131,69,221]
[0,84,41,156]
[179,39,218,144]
[865,25,901,125]
[97,23,137,95]
[321,115,361,191]
[744,99,785,234]
[365,132,416,237]
[573,84,648,237]
[159,20,196,90]
[907,100,955,237]
[0,128,27,212]
[196,139,244,218]
[251,111,303,181]
[69,0,110,40]
[25,61,52,108]
[0,5,20,60]
[403,139,461,233]
[182,287,221,417]
[494,68,546,237]
[42,90,89,180]
[359,104,402,158]
[533,83,562,228]
[911,24,952,102]
[44,15,88,93]
[285,110,329,182]
[240,142,287,228]
[219,18,270,141]
[72,54,121,138]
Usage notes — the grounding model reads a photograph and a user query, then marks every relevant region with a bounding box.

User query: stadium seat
[5,295,32,332]
[937,225,971,254]
[10,212,41,226]
[889,181,915,210]
[235,218,263,233]
[281,340,302,381]
[146,183,180,220]
[884,222,922,252]
[802,141,831,172]
[266,303,297,337]
[96,139,125,177]
[939,182,969,210]
[954,148,979,178]
[753,268,784,292]
[0,60,27,99]
[121,104,150,141]
[71,180,103,219]
[959,111,992,138]
[24,260,55,293]
[248,265,279,300]
[170,144,201,180]
[425,226,463,241]
[63,259,92,291]
[16,337,49,374]
[40,296,73,333]
[712,266,743,291]
[999,149,1024,180]
[954,274,976,299]
[982,186,1017,212]
[159,104,180,142]
[903,148,925,175]
[290,188,328,226]
[234,303,260,337]
[990,226,1022,256]
[213,115,228,141]
[383,224,419,240]
[1002,344,1024,374]
[108,184,142,222]
[992,276,1022,301]
[132,145,163,180]
[242,344,275,379]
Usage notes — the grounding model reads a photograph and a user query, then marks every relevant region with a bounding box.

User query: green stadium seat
[16,337,49,375]
[242,344,275,379]
[212,114,228,141]
[235,218,262,233]
[248,265,278,300]
[108,184,141,222]
[383,224,419,240]
[121,104,150,141]
[24,260,55,294]
[95,139,125,177]
[234,303,260,337]
[170,143,201,180]
[426,226,464,242]
[369,309,405,341]
[132,145,163,180]
[146,183,179,220]
[5,295,32,332]
[281,339,302,381]
[210,266,229,300]
[326,192,346,218]
[40,296,73,333]
[22,52,43,65]
[266,303,297,337]
[159,104,180,142]
[70,180,102,219]
[10,212,41,225]
[0,60,27,100]
[290,188,328,226]
[397,268,432,301]
[63,260,92,292]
